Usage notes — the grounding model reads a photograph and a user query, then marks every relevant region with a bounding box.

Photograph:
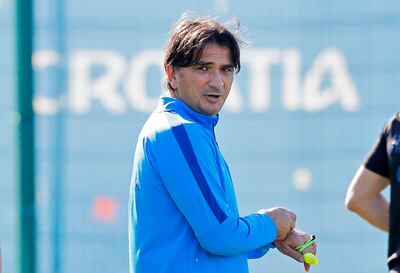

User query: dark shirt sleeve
[363,125,390,179]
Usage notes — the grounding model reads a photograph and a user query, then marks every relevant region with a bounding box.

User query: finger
[304,243,317,255]
[286,218,295,231]
[279,231,289,241]
[281,245,304,263]
[288,213,296,224]
[304,262,310,272]
[292,212,297,223]
[291,220,295,230]
[276,231,286,241]
[280,226,291,240]
[289,211,297,224]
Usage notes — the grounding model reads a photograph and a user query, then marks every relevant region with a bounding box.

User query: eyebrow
[195,61,235,68]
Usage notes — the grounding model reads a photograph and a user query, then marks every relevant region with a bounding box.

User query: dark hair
[164,15,243,92]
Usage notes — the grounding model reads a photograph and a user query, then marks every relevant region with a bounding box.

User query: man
[346,112,400,273]
[129,14,316,273]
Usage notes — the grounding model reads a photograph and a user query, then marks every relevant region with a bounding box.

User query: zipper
[212,125,219,148]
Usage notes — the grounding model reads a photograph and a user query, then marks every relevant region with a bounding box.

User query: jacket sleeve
[246,244,275,259]
[145,121,277,256]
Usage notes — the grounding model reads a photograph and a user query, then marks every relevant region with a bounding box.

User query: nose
[208,71,224,89]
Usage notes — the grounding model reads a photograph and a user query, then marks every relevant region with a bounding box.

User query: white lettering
[303,48,359,112]
[69,50,126,114]
[33,50,60,68]
[33,47,359,115]
[242,49,281,112]
[33,96,59,115]
[125,49,164,112]
[224,82,243,113]
[282,49,302,111]
[32,50,60,115]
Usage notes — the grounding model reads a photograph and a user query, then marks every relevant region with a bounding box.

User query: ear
[166,65,178,90]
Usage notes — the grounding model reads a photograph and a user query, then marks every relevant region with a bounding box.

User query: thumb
[304,262,310,272]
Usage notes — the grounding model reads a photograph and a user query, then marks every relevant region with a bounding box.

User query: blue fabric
[170,123,227,223]
[129,96,277,273]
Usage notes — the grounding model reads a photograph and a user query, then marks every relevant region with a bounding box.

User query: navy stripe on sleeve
[171,124,227,223]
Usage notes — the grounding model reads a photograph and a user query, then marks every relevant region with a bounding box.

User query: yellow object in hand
[295,235,318,266]
[303,252,318,265]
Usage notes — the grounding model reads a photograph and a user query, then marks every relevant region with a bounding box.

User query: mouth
[205,94,221,101]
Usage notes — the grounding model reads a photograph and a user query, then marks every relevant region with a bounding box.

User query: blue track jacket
[129,97,277,273]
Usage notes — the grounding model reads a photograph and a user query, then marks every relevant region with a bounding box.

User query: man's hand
[274,229,317,272]
[258,207,296,240]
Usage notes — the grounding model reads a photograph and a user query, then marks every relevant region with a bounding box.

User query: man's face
[168,43,235,116]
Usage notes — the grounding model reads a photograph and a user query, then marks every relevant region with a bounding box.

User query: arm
[147,122,279,256]
[345,165,389,232]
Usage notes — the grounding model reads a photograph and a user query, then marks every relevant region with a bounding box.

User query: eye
[197,65,208,71]
[223,66,234,73]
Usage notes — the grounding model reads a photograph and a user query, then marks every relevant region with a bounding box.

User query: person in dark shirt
[346,112,400,273]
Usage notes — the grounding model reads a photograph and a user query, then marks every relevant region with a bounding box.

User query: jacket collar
[157,96,219,128]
